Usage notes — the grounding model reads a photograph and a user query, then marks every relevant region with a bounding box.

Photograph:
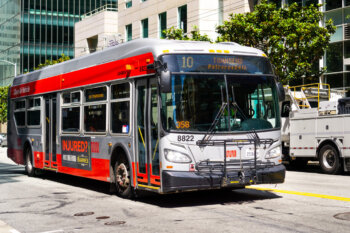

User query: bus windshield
[161,74,280,132]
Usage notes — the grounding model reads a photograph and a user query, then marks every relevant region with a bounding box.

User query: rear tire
[319,144,342,174]
[25,147,36,177]
[114,157,134,199]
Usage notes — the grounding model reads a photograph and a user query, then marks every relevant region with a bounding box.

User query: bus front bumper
[162,164,285,193]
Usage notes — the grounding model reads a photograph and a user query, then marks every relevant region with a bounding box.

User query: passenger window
[14,100,26,127]
[62,107,80,132]
[27,98,41,126]
[84,86,107,133]
[61,91,81,133]
[111,83,130,134]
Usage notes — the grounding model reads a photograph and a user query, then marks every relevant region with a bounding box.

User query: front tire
[25,147,36,177]
[114,157,134,199]
[319,144,342,174]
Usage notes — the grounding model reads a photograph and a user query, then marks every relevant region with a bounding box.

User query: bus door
[136,78,160,189]
[44,94,57,169]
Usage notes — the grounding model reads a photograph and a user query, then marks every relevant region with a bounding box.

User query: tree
[216,1,336,83]
[0,86,9,124]
[164,26,212,42]
[34,53,70,70]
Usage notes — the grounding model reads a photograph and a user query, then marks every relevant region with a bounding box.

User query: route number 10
[182,56,194,68]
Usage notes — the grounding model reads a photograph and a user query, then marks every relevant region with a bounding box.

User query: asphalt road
[1,147,350,233]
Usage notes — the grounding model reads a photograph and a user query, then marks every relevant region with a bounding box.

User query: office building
[0,0,117,86]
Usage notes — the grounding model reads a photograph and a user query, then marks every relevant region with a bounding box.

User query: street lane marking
[246,186,350,202]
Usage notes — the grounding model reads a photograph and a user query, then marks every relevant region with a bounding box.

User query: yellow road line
[246,186,350,202]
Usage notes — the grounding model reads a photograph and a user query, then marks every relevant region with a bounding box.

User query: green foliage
[164,26,212,42]
[34,53,70,70]
[0,86,9,124]
[216,0,336,83]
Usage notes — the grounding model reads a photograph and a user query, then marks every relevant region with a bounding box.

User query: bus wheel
[25,147,35,177]
[319,144,342,174]
[114,158,133,199]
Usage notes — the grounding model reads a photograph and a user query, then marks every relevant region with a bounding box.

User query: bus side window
[111,83,130,134]
[61,91,81,133]
[27,98,41,126]
[84,86,107,133]
[14,100,26,127]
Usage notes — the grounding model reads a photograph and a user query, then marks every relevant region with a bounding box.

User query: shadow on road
[0,162,25,185]
[136,188,281,208]
[284,162,350,176]
[2,167,281,207]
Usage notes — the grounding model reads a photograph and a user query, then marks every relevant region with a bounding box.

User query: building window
[287,0,302,6]
[126,0,132,8]
[325,42,343,73]
[159,12,167,38]
[87,36,98,53]
[325,73,344,88]
[141,18,149,38]
[126,24,132,41]
[325,0,342,11]
[178,5,187,33]
[111,83,130,134]
[304,0,318,6]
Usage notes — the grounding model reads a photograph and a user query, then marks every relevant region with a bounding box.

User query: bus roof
[12,38,265,87]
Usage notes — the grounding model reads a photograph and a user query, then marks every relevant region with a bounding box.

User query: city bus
[7,39,285,198]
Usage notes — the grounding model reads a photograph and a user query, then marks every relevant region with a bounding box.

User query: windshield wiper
[231,86,248,120]
[198,86,227,146]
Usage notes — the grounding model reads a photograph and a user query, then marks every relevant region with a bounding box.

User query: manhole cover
[74,212,94,216]
[334,212,350,221]
[96,216,110,220]
[104,221,126,226]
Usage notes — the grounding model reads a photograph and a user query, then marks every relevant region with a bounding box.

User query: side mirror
[159,69,171,93]
[276,82,285,102]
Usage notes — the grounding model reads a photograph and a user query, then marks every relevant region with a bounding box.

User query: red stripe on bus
[10,53,155,99]
[132,162,136,187]
[7,148,24,165]
[33,151,44,169]
[56,154,110,182]
[149,165,161,186]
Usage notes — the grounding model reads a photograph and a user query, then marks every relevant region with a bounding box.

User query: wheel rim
[116,163,130,191]
[322,149,336,169]
[26,150,33,173]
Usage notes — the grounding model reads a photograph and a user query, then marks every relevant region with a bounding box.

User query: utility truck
[281,83,350,174]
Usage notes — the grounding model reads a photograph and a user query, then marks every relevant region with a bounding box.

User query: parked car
[0,133,7,147]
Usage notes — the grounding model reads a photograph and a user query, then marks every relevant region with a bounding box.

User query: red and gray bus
[8,39,285,198]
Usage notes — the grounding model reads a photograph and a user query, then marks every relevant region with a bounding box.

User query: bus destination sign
[162,54,273,74]
[61,136,91,170]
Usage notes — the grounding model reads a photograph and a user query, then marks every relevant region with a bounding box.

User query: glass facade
[0,0,117,86]
[21,0,117,74]
[0,0,20,86]
[323,0,350,92]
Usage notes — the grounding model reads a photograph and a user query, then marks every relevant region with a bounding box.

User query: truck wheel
[319,145,342,174]
[114,157,134,199]
[25,147,36,177]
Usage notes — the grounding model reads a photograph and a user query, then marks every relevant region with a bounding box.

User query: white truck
[281,83,350,174]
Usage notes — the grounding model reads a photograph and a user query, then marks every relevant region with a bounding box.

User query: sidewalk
[0,220,20,233]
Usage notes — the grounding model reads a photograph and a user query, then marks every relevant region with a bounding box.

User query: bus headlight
[265,146,281,159]
[164,149,192,163]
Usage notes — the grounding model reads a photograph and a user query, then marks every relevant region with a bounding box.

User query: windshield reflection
[161,74,280,132]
